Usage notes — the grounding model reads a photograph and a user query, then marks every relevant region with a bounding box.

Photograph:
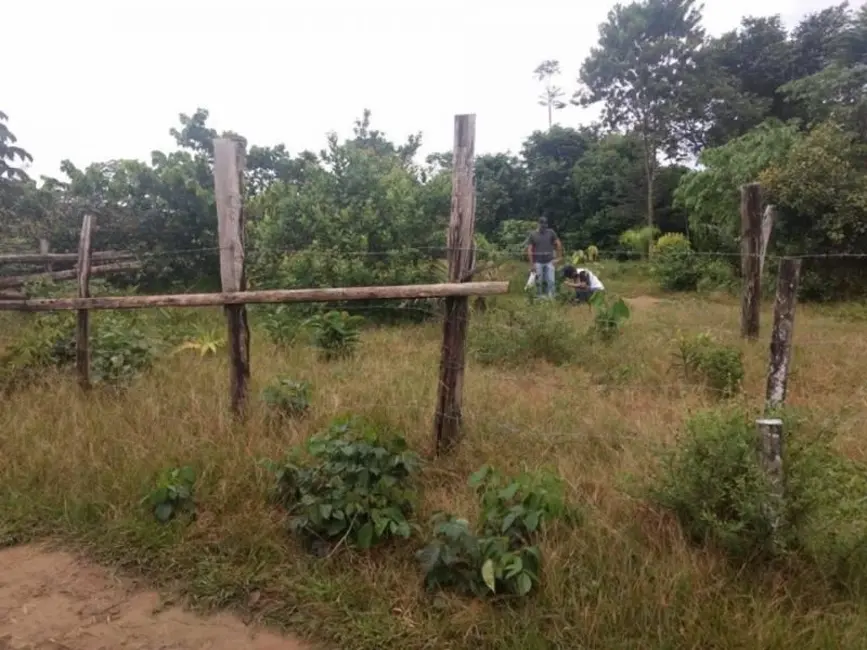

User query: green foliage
[144,466,196,523]
[676,332,744,398]
[417,466,569,598]
[172,328,224,357]
[470,302,582,367]
[675,120,801,253]
[619,226,659,258]
[0,313,76,388]
[589,292,631,341]
[571,249,586,264]
[306,311,364,360]
[257,305,305,347]
[652,232,701,291]
[496,219,537,250]
[586,245,599,261]
[90,316,155,385]
[261,377,312,418]
[696,259,737,293]
[264,417,419,551]
[649,409,777,559]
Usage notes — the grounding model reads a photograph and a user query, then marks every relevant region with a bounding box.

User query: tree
[0,111,32,183]
[534,60,567,128]
[576,0,708,229]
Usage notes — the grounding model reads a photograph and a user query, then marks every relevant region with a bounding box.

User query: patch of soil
[625,295,663,310]
[0,545,311,650]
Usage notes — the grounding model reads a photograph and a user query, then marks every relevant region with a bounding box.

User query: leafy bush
[571,250,587,264]
[696,259,736,293]
[144,466,196,523]
[586,245,599,261]
[261,377,312,418]
[264,417,419,551]
[652,233,700,291]
[0,313,76,388]
[649,409,777,559]
[417,466,570,598]
[90,315,155,385]
[470,302,582,367]
[497,219,537,250]
[306,310,364,360]
[619,226,659,258]
[676,332,744,398]
[589,292,631,341]
[257,305,306,346]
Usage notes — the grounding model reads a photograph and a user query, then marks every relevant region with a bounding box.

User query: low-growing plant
[0,313,76,389]
[143,465,196,523]
[589,291,631,341]
[571,249,586,264]
[676,332,744,398]
[172,328,225,357]
[417,466,571,598]
[470,302,583,366]
[586,245,599,261]
[619,226,659,258]
[90,315,155,385]
[261,377,312,417]
[264,417,419,551]
[306,310,364,360]
[258,305,306,346]
[649,409,777,559]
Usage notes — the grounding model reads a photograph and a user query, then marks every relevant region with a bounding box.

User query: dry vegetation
[2,262,867,649]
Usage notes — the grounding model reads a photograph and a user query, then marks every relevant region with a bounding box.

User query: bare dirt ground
[0,545,310,650]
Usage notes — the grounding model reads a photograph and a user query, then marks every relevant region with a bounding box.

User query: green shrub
[264,417,419,551]
[261,377,312,417]
[496,219,537,250]
[417,466,570,598]
[306,310,364,360]
[586,245,599,261]
[470,302,582,367]
[0,313,76,388]
[258,305,306,346]
[649,409,777,560]
[144,466,196,523]
[652,233,700,291]
[589,292,631,341]
[571,250,587,264]
[676,332,744,398]
[619,226,659,258]
[696,259,736,293]
[90,315,155,384]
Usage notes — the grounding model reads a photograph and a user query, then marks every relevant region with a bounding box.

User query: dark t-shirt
[528,228,558,264]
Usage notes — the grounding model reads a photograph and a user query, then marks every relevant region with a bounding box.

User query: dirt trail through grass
[0,545,309,650]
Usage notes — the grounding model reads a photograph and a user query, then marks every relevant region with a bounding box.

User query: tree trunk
[547,101,553,129]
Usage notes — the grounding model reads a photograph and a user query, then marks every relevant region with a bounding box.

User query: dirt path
[0,545,311,650]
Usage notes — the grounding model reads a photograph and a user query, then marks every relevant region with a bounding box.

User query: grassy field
[2,261,867,649]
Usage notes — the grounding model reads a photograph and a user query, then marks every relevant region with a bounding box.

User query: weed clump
[676,332,744,398]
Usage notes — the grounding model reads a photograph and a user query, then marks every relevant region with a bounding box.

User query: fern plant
[306,310,364,360]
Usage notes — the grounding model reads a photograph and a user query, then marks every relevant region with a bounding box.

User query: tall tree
[576,0,707,229]
[534,60,567,128]
[0,111,32,183]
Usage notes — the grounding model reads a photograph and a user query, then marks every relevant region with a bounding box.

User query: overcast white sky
[4,0,844,179]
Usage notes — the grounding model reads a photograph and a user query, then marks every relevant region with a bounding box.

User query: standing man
[527,217,563,298]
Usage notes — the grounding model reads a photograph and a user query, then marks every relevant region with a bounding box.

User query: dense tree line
[1,1,865,298]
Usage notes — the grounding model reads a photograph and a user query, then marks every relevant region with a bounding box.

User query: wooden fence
[0,114,508,455]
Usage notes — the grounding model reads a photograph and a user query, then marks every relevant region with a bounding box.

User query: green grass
[3,262,867,649]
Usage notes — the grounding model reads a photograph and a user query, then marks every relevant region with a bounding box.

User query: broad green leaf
[154,502,174,522]
[356,521,374,549]
[481,559,497,593]
[516,572,533,596]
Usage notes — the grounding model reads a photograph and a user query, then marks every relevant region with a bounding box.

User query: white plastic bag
[525,270,537,290]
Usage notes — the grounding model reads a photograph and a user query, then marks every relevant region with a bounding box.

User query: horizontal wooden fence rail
[0,261,143,290]
[0,281,509,312]
[0,251,134,265]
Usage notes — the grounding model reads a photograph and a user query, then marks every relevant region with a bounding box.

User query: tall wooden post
[76,215,94,389]
[756,417,785,536]
[766,258,801,411]
[740,183,762,340]
[759,205,775,279]
[213,138,250,415]
[433,114,477,455]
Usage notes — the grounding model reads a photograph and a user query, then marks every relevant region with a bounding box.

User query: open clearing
[0,545,308,650]
[3,265,867,649]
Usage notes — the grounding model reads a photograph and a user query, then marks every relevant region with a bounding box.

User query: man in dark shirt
[527,217,563,298]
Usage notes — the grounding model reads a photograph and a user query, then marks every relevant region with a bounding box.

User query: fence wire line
[7,245,867,263]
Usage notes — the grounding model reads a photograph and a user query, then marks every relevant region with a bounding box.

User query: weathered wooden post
[76,214,94,389]
[740,183,762,340]
[433,114,477,454]
[213,137,250,415]
[759,205,775,279]
[756,417,785,535]
[766,258,801,411]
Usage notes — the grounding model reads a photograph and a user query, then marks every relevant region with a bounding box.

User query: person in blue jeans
[526,217,563,298]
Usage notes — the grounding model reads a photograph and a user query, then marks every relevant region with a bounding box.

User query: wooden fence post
[213,138,250,415]
[759,205,775,279]
[39,238,51,272]
[766,258,801,411]
[740,183,762,340]
[433,114,477,455]
[756,417,784,533]
[76,215,93,389]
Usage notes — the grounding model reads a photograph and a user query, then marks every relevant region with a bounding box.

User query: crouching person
[562,266,604,304]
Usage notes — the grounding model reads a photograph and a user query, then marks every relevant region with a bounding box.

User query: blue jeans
[534,262,556,298]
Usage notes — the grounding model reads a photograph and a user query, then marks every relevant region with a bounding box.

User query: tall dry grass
[2,264,867,649]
